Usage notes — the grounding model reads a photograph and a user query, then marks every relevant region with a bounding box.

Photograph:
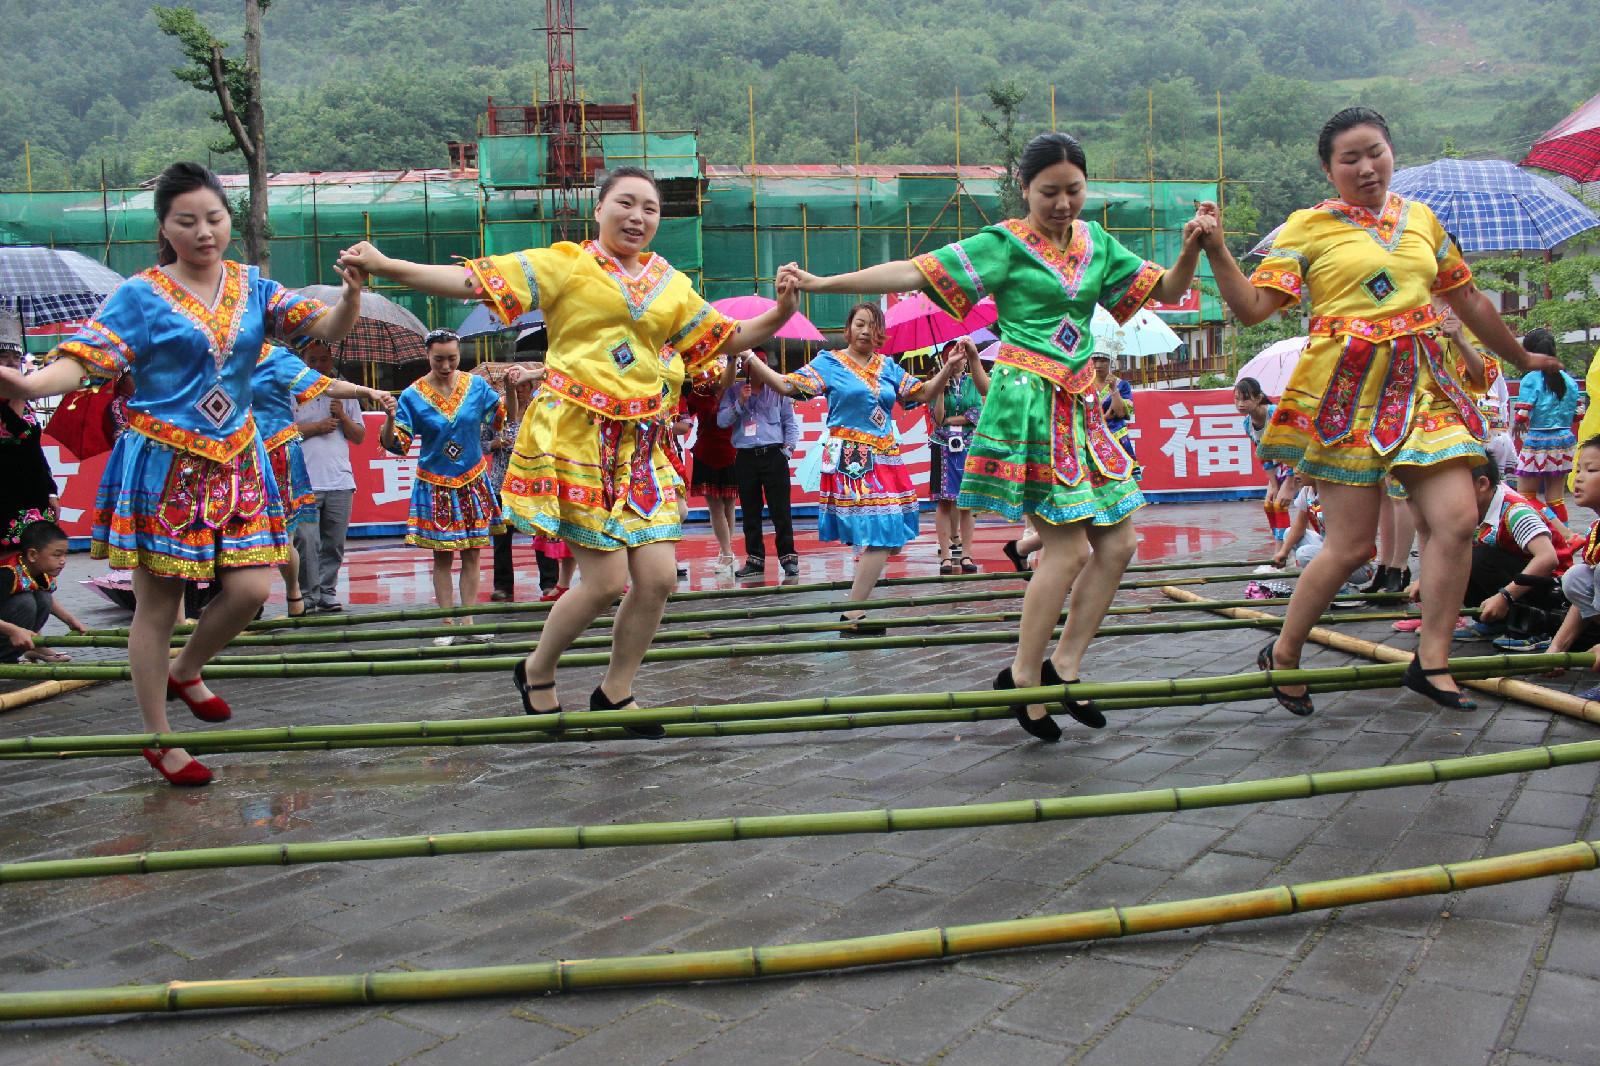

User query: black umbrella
[0,247,125,326]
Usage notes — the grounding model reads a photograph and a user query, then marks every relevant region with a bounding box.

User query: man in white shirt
[292,342,366,613]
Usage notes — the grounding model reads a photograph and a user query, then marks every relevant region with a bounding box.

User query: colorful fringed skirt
[816,440,920,549]
[266,438,316,530]
[690,459,739,498]
[91,430,287,579]
[1516,428,1577,478]
[501,389,681,550]
[956,361,1143,526]
[1260,331,1487,485]
[406,464,504,551]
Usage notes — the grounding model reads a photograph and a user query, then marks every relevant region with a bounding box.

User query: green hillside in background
[1,0,1596,234]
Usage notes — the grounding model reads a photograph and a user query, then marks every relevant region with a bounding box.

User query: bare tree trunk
[243,0,269,275]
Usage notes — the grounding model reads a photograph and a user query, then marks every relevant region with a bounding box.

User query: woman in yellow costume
[1199,108,1559,714]
[339,167,796,734]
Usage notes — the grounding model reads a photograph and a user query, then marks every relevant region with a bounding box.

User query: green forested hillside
[1,0,1596,234]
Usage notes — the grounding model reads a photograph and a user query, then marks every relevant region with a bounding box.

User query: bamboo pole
[7,734,1594,885]
[1162,588,1600,725]
[0,655,1584,757]
[2,840,1593,1021]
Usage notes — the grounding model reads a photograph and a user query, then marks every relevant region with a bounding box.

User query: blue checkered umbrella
[455,303,543,339]
[1390,159,1600,251]
[0,246,125,326]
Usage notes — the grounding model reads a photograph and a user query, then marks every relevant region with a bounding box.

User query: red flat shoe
[167,674,231,722]
[539,584,569,603]
[142,748,213,787]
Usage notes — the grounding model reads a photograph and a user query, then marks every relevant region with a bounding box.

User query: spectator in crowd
[292,341,366,613]
[719,347,801,579]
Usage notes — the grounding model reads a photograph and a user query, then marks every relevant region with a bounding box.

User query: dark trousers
[1469,543,1565,632]
[0,589,50,663]
[734,445,795,561]
[492,530,559,594]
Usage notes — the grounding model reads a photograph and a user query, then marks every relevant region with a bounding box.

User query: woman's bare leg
[599,540,679,703]
[1011,520,1091,720]
[518,543,629,710]
[1051,518,1138,681]
[844,547,892,618]
[934,501,954,563]
[458,547,481,626]
[1394,459,1477,695]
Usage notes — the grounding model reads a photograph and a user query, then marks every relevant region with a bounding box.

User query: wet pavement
[2,501,1598,1066]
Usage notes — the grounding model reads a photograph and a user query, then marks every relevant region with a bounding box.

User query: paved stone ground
[2,501,1598,1066]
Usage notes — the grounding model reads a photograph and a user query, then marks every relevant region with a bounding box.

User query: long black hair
[1316,107,1393,167]
[597,164,658,204]
[1524,327,1566,398]
[1017,132,1088,189]
[152,162,230,266]
[1234,376,1267,403]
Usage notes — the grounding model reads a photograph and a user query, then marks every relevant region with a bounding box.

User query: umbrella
[1521,91,1600,184]
[1390,159,1600,251]
[456,303,544,339]
[709,295,826,342]
[1235,336,1308,396]
[880,293,996,355]
[297,284,428,364]
[0,247,124,327]
[1090,305,1183,360]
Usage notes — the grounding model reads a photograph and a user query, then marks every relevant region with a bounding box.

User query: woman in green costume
[781,132,1211,742]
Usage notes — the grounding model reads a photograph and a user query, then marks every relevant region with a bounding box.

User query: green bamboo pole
[0,654,1582,757]
[0,839,1592,1021]
[6,731,1592,884]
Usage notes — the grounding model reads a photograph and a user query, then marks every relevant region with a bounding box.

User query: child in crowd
[1547,436,1600,696]
[1268,472,1375,590]
[0,519,87,664]
[1235,377,1294,541]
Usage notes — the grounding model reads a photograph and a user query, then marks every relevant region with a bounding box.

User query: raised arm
[908,349,966,403]
[967,341,991,396]
[0,357,92,401]
[1197,216,1293,327]
[1441,282,1557,375]
[299,262,367,345]
[779,259,925,296]
[1146,205,1212,305]
[741,352,806,398]
[714,275,800,356]
[337,241,478,299]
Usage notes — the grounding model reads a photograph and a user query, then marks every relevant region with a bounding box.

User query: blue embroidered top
[252,346,335,452]
[785,350,924,456]
[385,373,505,487]
[53,261,328,462]
[1513,370,1581,433]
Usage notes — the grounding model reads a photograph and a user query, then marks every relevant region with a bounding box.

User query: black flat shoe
[1383,566,1411,595]
[1257,642,1314,717]
[591,684,665,738]
[996,666,1061,742]
[513,660,564,728]
[839,612,888,636]
[1002,540,1030,572]
[1401,660,1477,710]
[1040,660,1106,729]
[1359,565,1390,595]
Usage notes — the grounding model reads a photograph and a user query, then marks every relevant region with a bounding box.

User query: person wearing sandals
[0,162,366,786]
[338,166,798,737]
[253,343,389,617]
[379,330,506,646]
[739,304,968,632]
[778,132,1211,741]
[1197,107,1558,716]
[928,337,989,574]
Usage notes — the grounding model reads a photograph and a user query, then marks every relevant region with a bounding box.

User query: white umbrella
[1090,305,1183,361]
[1235,336,1308,396]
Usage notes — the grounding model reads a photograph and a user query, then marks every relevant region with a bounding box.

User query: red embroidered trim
[417,455,489,489]
[414,373,471,421]
[1249,268,1304,301]
[293,373,333,406]
[129,411,258,462]
[831,425,897,453]
[1309,305,1439,342]
[543,369,662,420]
[262,425,301,452]
[55,323,135,379]
[1369,336,1420,453]
[999,218,1092,296]
[138,262,248,367]
[1431,261,1474,293]
[679,316,736,370]
[912,253,974,319]
[836,351,884,395]
[995,344,1096,394]
[1585,521,1600,566]
[463,257,524,324]
[583,241,674,316]
[1106,261,1165,325]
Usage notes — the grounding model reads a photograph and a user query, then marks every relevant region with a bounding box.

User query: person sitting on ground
[1546,436,1600,696]
[0,519,87,664]
[1269,472,1377,591]
[1446,455,1570,651]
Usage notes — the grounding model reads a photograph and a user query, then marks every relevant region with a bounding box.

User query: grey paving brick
[1215,992,1372,1066]
[1133,945,1282,1032]
[1366,983,1514,1065]
[1411,917,1543,994]
[1513,970,1600,1064]
[1078,1016,1221,1066]
[786,850,923,905]
[1282,922,1419,1006]
[665,992,867,1066]
[530,1003,722,1066]
[835,971,1020,1062]
[996,956,1160,1044]
[403,1014,569,1065]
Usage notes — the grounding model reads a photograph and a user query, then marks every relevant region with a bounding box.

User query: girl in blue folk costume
[253,343,392,617]
[779,133,1209,742]
[380,330,506,644]
[742,304,969,629]
[0,163,365,786]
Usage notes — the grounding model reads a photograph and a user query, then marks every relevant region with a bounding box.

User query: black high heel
[1257,642,1314,717]
[1040,660,1106,729]
[1401,660,1477,710]
[996,667,1061,742]
[512,660,564,729]
[592,684,665,739]
[1359,565,1390,595]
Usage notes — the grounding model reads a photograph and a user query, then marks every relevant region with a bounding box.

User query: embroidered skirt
[532,533,573,560]
[91,431,287,579]
[816,442,920,549]
[928,438,967,502]
[956,363,1144,526]
[501,389,681,551]
[1516,428,1577,478]
[690,459,739,498]
[266,438,316,530]
[1261,331,1486,486]
[407,470,504,551]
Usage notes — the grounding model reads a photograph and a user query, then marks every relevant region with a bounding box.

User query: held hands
[955,337,979,363]
[337,241,388,277]
[777,262,819,293]
[366,389,397,416]
[774,269,800,316]
[335,259,367,297]
[1183,201,1225,253]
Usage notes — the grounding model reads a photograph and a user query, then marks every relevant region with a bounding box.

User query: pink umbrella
[710,295,826,342]
[880,293,997,355]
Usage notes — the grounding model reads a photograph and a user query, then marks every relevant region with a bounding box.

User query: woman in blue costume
[253,344,392,617]
[743,302,968,630]
[0,163,364,786]
[779,133,1210,742]
[380,329,506,643]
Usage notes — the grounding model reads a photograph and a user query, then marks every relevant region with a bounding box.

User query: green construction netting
[479,133,699,187]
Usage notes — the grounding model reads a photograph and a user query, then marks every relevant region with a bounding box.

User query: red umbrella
[1521,91,1600,183]
[879,293,996,355]
[710,295,826,342]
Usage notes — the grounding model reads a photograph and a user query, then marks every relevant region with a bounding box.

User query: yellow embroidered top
[464,241,736,422]
[1250,194,1473,342]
